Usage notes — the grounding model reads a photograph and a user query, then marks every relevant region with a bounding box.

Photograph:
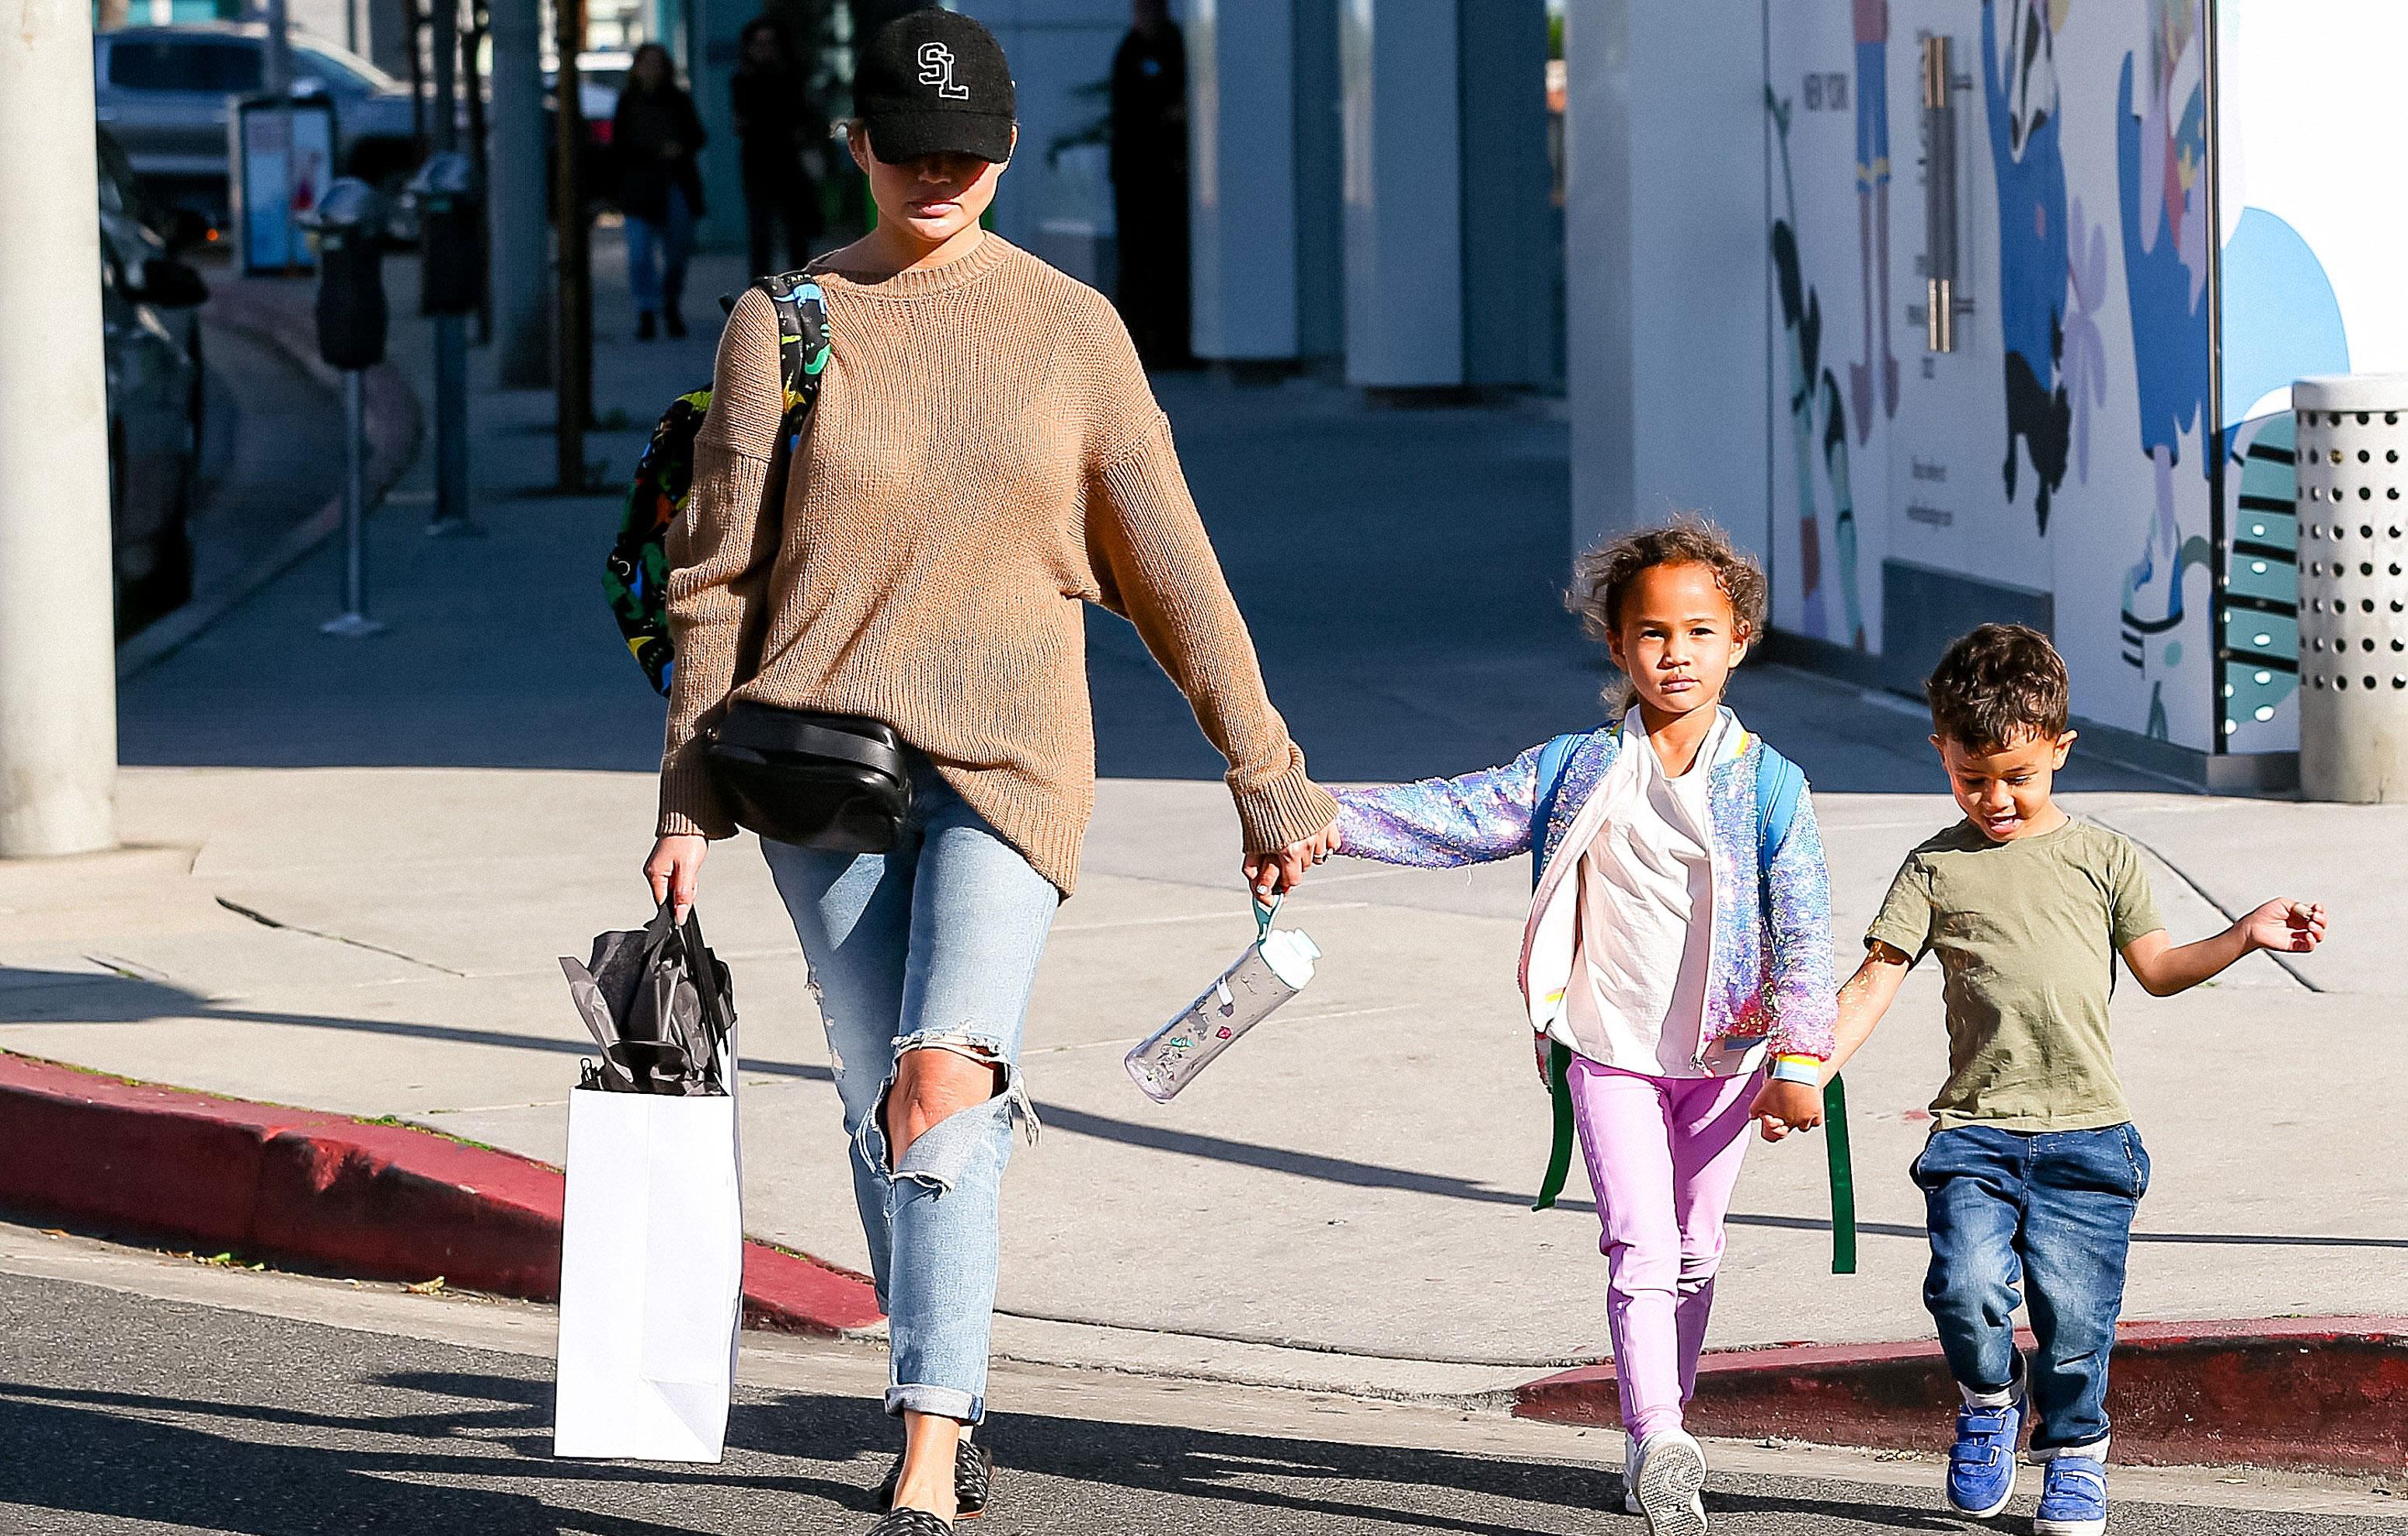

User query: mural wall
[1767,0,2220,753]
[2212,0,2408,754]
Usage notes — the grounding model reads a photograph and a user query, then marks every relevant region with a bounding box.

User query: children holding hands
[1332,529,2324,1536]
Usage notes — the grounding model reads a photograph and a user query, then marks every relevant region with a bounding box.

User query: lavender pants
[1568,1057,1761,1440]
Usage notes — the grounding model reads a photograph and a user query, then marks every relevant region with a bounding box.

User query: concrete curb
[117,277,426,682]
[0,1050,884,1336]
[1515,1319,2408,1473]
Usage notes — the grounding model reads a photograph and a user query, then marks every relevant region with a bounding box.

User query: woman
[611,43,705,339]
[732,16,825,279]
[643,11,1336,1534]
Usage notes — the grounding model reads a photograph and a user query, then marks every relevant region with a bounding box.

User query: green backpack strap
[1527,731,1587,1213]
[1754,741,1856,1275]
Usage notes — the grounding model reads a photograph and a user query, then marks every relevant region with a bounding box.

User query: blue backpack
[1526,728,1856,1273]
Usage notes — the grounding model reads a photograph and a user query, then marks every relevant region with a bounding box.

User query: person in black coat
[1109,0,1190,367]
[614,44,707,338]
[732,17,826,279]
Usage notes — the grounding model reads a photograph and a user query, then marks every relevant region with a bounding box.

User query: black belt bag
[703,703,913,852]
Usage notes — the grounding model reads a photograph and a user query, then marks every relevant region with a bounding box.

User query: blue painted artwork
[1981,0,2072,532]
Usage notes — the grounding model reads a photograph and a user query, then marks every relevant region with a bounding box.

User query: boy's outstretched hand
[2243,898,2327,955]
[1750,1078,1824,1143]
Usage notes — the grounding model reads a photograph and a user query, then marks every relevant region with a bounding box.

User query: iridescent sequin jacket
[1334,710,1838,1071]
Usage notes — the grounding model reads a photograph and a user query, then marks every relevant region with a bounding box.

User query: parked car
[92,127,211,634]
[545,50,628,209]
[94,23,421,234]
[96,126,207,443]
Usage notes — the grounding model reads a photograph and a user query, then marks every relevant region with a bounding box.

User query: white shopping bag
[552,1071,745,1462]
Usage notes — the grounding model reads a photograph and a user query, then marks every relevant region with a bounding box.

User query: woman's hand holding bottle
[1245,822,1341,901]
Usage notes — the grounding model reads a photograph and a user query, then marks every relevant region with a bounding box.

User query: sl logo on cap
[917,41,969,100]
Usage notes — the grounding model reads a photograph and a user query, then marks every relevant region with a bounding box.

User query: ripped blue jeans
[761,757,1057,1423]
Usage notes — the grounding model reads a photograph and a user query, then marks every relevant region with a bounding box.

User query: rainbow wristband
[1769,1054,1823,1086]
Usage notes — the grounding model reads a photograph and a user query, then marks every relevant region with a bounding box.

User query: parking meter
[302,178,388,371]
[409,152,485,317]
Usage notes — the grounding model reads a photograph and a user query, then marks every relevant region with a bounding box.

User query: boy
[1802,624,2324,1535]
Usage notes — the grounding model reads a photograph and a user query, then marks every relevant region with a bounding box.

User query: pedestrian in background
[732,16,826,280]
[1813,623,2326,1536]
[614,43,706,339]
[642,12,1337,1533]
[1108,0,1191,367]
[1331,519,1839,1536]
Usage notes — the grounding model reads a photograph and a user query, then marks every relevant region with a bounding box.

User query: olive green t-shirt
[1867,818,2164,1131]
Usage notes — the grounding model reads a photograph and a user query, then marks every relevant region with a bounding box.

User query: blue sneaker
[2034,1455,2108,1536]
[1945,1398,2024,1517]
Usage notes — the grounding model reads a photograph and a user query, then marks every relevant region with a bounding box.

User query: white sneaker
[1627,1430,1709,1536]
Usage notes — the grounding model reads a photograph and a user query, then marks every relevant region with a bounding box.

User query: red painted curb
[0,1050,883,1335]
[1515,1318,2408,1472]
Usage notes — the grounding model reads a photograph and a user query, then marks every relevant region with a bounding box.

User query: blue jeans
[761,758,1058,1423]
[1913,1123,2150,1456]
[626,184,694,316]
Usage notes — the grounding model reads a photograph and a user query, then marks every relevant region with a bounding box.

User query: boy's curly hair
[1924,623,2070,751]
[1568,515,1769,646]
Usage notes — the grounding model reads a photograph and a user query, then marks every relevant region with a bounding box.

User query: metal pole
[463,0,492,345]
[555,0,592,489]
[427,0,474,534]
[489,0,552,385]
[322,371,386,636]
[405,0,427,150]
[0,0,117,856]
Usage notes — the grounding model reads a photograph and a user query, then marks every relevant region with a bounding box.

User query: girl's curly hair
[1568,517,1769,707]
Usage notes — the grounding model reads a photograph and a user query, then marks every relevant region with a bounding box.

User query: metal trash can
[2294,374,2408,801]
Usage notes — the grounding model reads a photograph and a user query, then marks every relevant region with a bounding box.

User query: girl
[1333,520,1836,1536]
[645,11,1335,1533]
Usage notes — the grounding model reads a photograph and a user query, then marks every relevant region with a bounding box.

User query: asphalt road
[1,1248,2397,1536]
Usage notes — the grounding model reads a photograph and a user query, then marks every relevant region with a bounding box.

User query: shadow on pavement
[0,1372,1970,1536]
[5,965,2395,1256]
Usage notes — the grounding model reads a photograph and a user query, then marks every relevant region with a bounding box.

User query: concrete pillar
[489,0,554,385]
[0,0,118,857]
[1188,0,1341,366]
[1563,0,1769,558]
[1339,0,1548,392]
[686,0,750,250]
[956,0,1127,287]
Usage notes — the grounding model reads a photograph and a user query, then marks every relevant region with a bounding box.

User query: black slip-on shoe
[876,1440,993,1519]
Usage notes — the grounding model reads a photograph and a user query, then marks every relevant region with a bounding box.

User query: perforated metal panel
[2293,375,2408,801]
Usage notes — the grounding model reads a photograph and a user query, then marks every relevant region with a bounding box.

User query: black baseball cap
[855,8,1016,164]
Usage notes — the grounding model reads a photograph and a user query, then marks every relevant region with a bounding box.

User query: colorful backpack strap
[755,271,830,503]
[1527,730,1590,1214]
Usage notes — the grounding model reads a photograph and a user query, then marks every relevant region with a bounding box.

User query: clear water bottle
[1125,899,1321,1102]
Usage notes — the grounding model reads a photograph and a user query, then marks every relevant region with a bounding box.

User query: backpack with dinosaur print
[603,272,830,696]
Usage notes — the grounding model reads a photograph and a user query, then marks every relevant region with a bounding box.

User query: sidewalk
[7,228,2405,1409]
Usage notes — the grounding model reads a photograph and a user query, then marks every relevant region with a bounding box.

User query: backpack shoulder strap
[1742,733,1856,1275]
[1529,726,1594,1214]
[1752,737,1806,879]
[1528,730,1590,893]
[757,271,831,430]
[750,270,831,527]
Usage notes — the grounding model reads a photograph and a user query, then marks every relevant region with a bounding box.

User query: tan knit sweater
[656,235,1336,893]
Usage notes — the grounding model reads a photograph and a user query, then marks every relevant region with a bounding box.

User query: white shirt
[1563,712,1725,1077]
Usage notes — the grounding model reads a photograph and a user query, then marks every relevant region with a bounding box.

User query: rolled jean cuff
[1959,1354,2026,1408]
[2033,1436,2110,1462]
[886,1383,982,1423]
